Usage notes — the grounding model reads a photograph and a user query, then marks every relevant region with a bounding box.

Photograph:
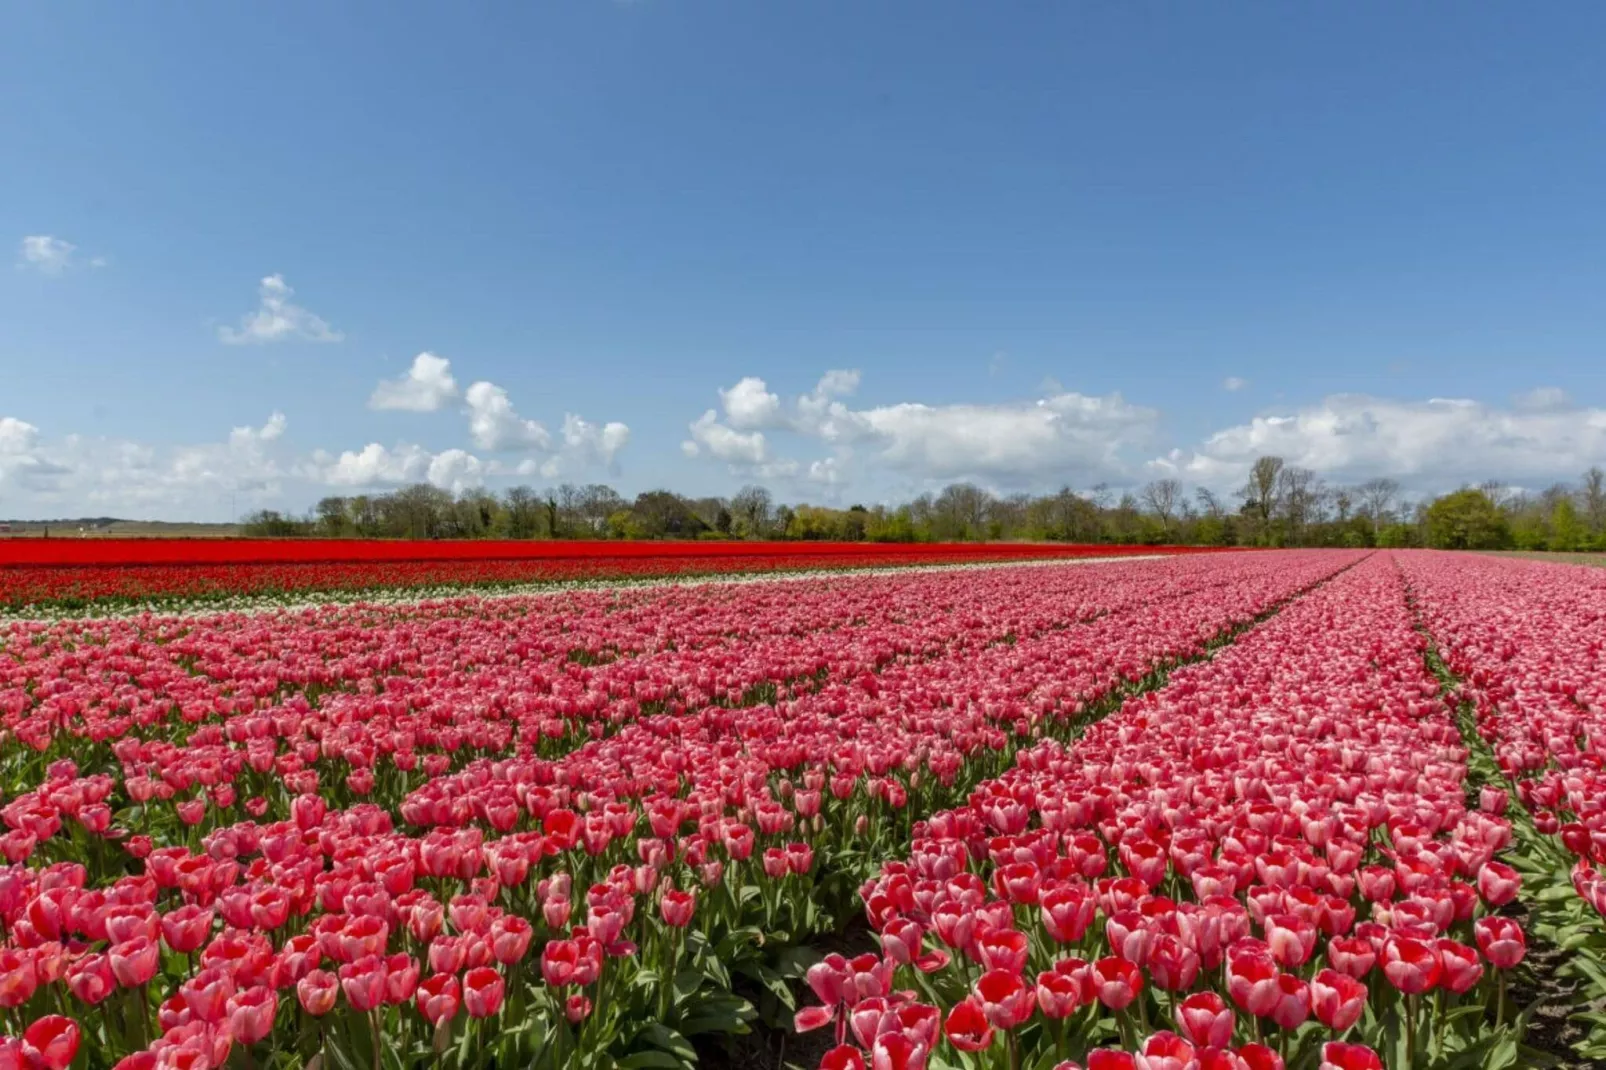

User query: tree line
[240,461,1606,551]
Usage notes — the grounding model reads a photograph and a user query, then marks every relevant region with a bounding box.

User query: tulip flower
[21,1016,80,1070]
[227,986,278,1045]
[1174,991,1234,1049]
[416,971,461,1027]
[1474,916,1526,969]
[297,969,339,1016]
[976,968,1035,1030]
[1318,1042,1383,1070]
[1310,969,1366,1032]
[1435,939,1484,995]
[1267,974,1310,1031]
[463,966,506,1018]
[944,996,994,1052]
[1380,936,1440,995]
[660,889,696,928]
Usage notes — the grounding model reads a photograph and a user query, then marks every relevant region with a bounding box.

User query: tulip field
[1,549,1605,1069]
[0,539,1215,614]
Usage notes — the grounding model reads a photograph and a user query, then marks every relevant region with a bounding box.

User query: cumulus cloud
[683,370,1158,489]
[301,442,488,495]
[218,274,344,345]
[370,353,460,411]
[1155,392,1606,491]
[559,414,630,468]
[0,413,293,518]
[1223,376,1248,392]
[0,417,41,455]
[720,377,784,430]
[17,236,79,276]
[683,410,770,465]
[465,381,552,451]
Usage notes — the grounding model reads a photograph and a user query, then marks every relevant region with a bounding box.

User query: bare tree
[504,486,542,538]
[1140,478,1183,534]
[1275,466,1322,542]
[1583,467,1606,536]
[1332,487,1354,524]
[1195,487,1226,519]
[730,485,773,538]
[1357,477,1400,536]
[1241,456,1285,529]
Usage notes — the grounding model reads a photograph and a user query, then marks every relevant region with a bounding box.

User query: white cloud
[1223,376,1248,392]
[0,413,293,518]
[0,417,41,455]
[301,442,488,495]
[306,442,434,487]
[683,371,1157,489]
[683,410,769,464]
[464,381,551,451]
[426,449,485,494]
[559,413,630,467]
[1157,392,1606,491]
[218,274,344,345]
[18,236,78,276]
[720,377,784,430]
[370,353,460,411]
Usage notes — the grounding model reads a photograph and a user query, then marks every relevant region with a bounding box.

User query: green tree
[1550,497,1587,551]
[1424,489,1512,550]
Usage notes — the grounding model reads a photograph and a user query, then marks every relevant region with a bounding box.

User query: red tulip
[1476,862,1520,907]
[1380,936,1440,995]
[160,905,214,955]
[489,916,534,964]
[463,966,506,1018]
[21,1016,80,1070]
[975,929,1028,975]
[1267,974,1309,1030]
[180,966,236,1023]
[227,986,278,1045]
[66,953,116,1005]
[0,949,38,1009]
[1040,884,1094,943]
[1135,1032,1196,1070]
[1227,952,1280,1018]
[414,972,459,1029]
[976,968,1034,1029]
[821,1046,867,1070]
[1310,969,1366,1031]
[1092,956,1143,1011]
[1236,1044,1284,1070]
[1036,970,1084,1020]
[1434,939,1483,994]
[109,935,160,988]
[1318,1042,1383,1070]
[944,996,994,1052]
[297,969,339,1016]
[1263,914,1317,969]
[1086,1050,1137,1070]
[1175,991,1234,1049]
[1474,916,1526,969]
[660,889,696,928]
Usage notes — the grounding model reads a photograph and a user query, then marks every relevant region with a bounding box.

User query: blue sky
[4,3,1606,519]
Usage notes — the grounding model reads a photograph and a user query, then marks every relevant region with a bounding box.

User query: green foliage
[1424,489,1513,550]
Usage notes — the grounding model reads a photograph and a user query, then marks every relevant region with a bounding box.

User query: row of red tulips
[0,553,1354,1068]
[800,553,1535,1069]
[0,540,1217,612]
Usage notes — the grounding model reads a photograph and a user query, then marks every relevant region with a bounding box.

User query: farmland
[0,547,1603,1069]
[0,540,1225,615]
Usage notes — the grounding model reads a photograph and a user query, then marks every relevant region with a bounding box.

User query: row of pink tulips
[0,553,1357,1067]
[803,553,1531,1070]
